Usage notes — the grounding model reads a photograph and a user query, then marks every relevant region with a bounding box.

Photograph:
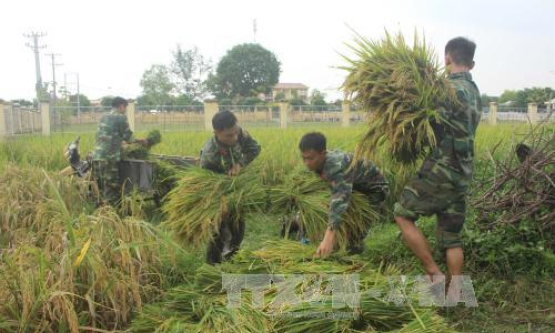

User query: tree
[524,87,554,106]
[480,94,498,106]
[498,90,518,104]
[101,96,114,107]
[171,45,212,102]
[274,92,286,102]
[174,94,194,105]
[289,97,305,106]
[140,64,175,106]
[309,89,327,106]
[69,94,91,107]
[498,87,554,108]
[10,99,33,107]
[209,43,280,99]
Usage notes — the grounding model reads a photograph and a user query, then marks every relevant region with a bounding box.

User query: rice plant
[341,30,458,164]
[161,166,267,249]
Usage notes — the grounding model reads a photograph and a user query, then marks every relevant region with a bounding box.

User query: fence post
[527,102,538,124]
[342,100,351,128]
[488,102,497,126]
[40,102,51,135]
[127,101,136,132]
[204,101,219,131]
[0,102,8,137]
[279,102,289,129]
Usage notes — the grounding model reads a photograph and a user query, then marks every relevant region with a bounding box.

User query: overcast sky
[1,0,554,101]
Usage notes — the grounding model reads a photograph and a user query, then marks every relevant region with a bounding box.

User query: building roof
[273,83,309,90]
[546,98,555,104]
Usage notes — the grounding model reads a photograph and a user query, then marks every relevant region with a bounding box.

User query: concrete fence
[2,100,554,137]
[0,102,42,136]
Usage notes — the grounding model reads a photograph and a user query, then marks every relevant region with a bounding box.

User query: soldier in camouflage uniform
[299,132,388,256]
[92,97,147,206]
[200,110,261,264]
[393,37,481,289]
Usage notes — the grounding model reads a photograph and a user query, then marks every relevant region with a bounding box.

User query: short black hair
[445,37,476,67]
[299,132,326,152]
[212,110,238,131]
[112,96,128,109]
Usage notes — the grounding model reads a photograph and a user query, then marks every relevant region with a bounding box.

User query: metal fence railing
[136,105,204,132]
[50,106,112,133]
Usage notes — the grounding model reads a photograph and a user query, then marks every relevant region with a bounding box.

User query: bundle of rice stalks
[146,129,162,146]
[162,166,267,248]
[340,30,458,164]
[124,129,163,159]
[270,171,381,251]
[130,240,456,333]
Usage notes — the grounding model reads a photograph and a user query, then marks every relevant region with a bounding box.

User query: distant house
[269,83,309,102]
[546,98,555,111]
[89,99,102,107]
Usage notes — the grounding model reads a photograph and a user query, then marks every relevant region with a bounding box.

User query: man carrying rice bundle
[393,37,481,296]
[200,110,261,264]
[299,132,388,257]
[92,97,148,207]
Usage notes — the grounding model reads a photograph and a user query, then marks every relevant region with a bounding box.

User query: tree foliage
[208,43,280,100]
[140,64,175,106]
[171,46,212,101]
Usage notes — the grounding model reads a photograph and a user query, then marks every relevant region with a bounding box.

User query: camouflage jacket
[318,150,388,230]
[428,72,481,182]
[200,127,261,174]
[92,109,135,161]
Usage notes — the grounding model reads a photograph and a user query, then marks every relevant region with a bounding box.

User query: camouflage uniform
[394,72,481,251]
[200,127,261,174]
[92,109,136,205]
[200,127,261,264]
[319,150,388,252]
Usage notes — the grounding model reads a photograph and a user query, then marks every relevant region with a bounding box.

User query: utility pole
[46,53,62,102]
[24,32,47,103]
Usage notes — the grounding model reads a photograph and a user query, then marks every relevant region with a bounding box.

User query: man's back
[93,111,133,161]
[431,72,481,179]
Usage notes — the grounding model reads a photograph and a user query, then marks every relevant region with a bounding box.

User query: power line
[24,32,47,101]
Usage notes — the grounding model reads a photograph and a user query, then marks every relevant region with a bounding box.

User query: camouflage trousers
[394,157,468,251]
[92,160,122,206]
[206,213,245,265]
[348,186,388,254]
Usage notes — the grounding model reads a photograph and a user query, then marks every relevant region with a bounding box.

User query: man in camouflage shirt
[394,37,481,294]
[200,110,261,264]
[299,132,388,256]
[92,97,146,206]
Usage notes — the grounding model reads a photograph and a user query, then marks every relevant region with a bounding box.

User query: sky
[1,0,554,101]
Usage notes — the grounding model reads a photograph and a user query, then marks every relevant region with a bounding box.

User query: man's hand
[315,228,336,258]
[229,164,242,177]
